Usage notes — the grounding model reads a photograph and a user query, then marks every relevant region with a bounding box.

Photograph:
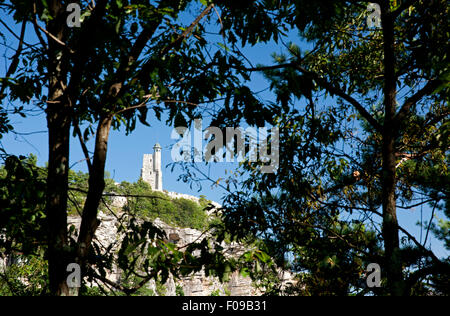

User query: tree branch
[0,20,26,98]
[112,0,173,86]
[34,21,74,54]
[159,4,214,56]
[113,96,200,116]
[422,201,437,248]
[370,208,442,265]
[0,19,33,49]
[65,0,108,101]
[31,2,48,50]
[73,122,92,172]
[391,0,418,19]
[237,61,383,133]
[396,198,435,210]
[291,63,383,133]
[89,264,158,295]
[395,79,443,123]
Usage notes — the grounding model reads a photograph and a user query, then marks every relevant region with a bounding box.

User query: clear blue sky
[0,3,447,260]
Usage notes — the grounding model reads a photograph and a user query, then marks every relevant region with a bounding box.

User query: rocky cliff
[68,212,295,296]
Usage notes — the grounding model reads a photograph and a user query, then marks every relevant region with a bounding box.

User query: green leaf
[217,42,230,52]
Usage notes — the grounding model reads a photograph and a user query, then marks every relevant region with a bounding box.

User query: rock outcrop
[68,213,295,296]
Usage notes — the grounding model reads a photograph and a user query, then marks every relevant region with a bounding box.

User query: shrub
[117,179,208,230]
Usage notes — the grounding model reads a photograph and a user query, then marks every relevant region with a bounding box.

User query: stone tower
[141,143,163,191]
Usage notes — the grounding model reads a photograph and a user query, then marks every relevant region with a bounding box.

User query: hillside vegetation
[0,157,211,232]
[111,179,210,231]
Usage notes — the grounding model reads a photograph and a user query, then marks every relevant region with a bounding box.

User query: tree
[2,0,446,296]
[0,155,47,258]
[0,0,285,295]
[183,0,449,295]
[0,155,48,295]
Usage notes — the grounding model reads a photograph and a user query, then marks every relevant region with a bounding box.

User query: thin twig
[159,4,214,56]
[74,122,93,172]
[423,201,437,248]
[0,20,26,98]
[34,22,75,54]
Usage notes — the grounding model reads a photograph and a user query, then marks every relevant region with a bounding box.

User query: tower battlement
[141,143,163,191]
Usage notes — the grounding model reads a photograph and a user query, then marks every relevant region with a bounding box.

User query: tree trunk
[380,3,404,295]
[46,105,71,296]
[76,115,113,275]
[45,0,71,296]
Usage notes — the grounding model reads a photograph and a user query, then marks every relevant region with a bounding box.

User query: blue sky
[0,3,448,260]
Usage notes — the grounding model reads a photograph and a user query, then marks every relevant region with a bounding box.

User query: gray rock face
[68,213,295,296]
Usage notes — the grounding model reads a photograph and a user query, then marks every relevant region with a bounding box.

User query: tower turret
[153,143,162,171]
[153,143,162,191]
[141,143,163,191]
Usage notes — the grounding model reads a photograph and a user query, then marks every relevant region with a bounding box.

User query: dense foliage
[0,0,448,296]
[206,0,449,295]
[114,180,209,230]
[0,156,217,295]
